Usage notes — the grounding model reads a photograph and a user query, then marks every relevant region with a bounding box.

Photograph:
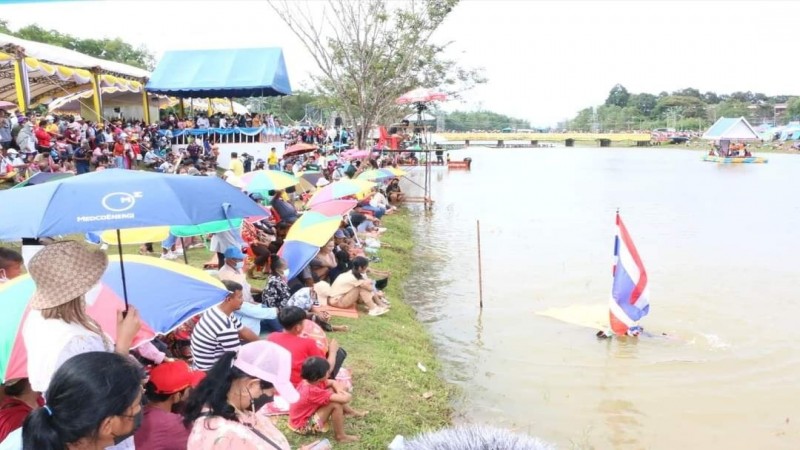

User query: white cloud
[3,0,797,126]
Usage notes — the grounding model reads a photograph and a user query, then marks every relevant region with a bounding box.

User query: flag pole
[477,219,484,309]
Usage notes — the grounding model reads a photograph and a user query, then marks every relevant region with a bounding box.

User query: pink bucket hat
[233,341,299,403]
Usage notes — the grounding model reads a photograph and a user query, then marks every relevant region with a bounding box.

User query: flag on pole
[610,211,650,336]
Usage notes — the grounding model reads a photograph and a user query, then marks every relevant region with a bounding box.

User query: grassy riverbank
[0,209,453,449]
[282,209,453,449]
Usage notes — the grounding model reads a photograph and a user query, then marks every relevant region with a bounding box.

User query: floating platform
[447,159,472,170]
[702,155,768,164]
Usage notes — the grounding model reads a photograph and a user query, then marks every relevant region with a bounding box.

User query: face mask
[282,269,290,277]
[112,408,143,445]
[235,261,244,270]
[251,393,273,412]
[0,269,6,283]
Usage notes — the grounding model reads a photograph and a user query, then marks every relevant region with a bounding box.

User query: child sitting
[288,356,365,443]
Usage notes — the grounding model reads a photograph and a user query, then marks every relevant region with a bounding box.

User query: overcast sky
[3,0,798,126]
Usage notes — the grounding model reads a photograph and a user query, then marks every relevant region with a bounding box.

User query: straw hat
[28,241,108,310]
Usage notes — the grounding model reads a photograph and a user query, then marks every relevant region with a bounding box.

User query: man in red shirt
[0,378,42,442]
[267,306,341,386]
[134,360,205,450]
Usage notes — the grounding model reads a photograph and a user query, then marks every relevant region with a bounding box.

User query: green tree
[629,93,657,117]
[672,87,702,99]
[7,23,155,69]
[268,0,485,149]
[570,107,593,131]
[444,110,530,131]
[605,84,630,107]
[785,97,800,120]
[653,95,706,118]
[716,100,750,118]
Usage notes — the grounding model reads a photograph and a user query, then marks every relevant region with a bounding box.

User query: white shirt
[197,117,210,129]
[22,309,110,393]
[209,229,241,254]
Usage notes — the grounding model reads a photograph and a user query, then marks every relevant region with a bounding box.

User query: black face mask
[251,394,273,412]
[112,409,143,445]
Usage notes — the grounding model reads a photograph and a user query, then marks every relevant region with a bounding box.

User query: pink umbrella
[284,142,318,157]
[341,149,370,159]
[310,199,357,217]
[396,88,447,105]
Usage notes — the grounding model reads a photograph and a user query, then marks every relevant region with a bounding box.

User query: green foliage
[787,98,800,120]
[2,22,155,70]
[444,110,531,131]
[605,83,630,107]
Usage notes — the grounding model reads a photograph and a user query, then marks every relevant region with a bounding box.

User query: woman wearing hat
[182,341,321,450]
[21,241,142,394]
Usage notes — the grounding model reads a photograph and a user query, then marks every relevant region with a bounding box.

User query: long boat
[702,155,768,164]
[447,158,472,170]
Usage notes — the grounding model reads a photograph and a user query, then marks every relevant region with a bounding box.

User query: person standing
[268,147,279,170]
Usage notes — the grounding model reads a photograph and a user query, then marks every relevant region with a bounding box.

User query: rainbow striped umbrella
[285,212,342,247]
[357,168,400,182]
[239,170,299,193]
[100,226,171,245]
[306,179,375,208]
[0,255,227,382]
[170,218,245,237]
[310,199,357,217]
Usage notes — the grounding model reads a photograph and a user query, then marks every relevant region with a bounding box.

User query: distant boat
[447,158,472,170]
[702,155,768,164]
[701,117,767,164]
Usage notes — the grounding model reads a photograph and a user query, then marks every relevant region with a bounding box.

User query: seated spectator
[0,248,23,283]
[190,280,259,371]
[0,378,42,442]
[19,352,144,450]
[386,177,405,202]
[134,360,205,450]
[267,307,343,386]
[288,357,363,443]
[270,189,299,223]
[264,257,291,309]
[285,287,347,333]
[183,342,325,450]
[218,246,278,335]
[328,257,389,316]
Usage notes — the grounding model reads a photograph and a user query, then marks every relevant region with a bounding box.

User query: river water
[401,147,800,449]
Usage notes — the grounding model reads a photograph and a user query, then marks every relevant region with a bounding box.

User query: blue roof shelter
[702,117,760,141]
[146,48,292,98]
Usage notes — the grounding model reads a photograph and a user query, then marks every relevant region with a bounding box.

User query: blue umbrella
[0,169,265,308]
[0,169,264,238]
[277,241,319,281]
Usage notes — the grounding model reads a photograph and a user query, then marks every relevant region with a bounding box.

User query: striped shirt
[190,306,243,371]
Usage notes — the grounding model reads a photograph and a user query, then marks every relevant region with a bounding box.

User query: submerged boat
[447,157,472,170]
[702,155,768,164]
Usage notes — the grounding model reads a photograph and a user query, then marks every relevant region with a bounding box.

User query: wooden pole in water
[477,220,484,309]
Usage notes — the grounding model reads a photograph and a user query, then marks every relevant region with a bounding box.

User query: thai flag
[610,212,650,335]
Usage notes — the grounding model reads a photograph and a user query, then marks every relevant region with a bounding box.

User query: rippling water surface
[401,147,800,449]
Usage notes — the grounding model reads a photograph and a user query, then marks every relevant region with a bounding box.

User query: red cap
[148,360,205,394]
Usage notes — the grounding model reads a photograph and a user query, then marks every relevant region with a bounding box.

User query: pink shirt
[188,412,290,450]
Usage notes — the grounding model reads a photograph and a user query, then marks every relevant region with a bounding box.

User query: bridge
[437,132,652,148]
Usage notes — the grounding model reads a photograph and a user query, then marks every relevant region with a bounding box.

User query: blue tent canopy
[146,48,292,98]
[702,117,760,141]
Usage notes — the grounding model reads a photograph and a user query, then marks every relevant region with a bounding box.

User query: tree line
[564,84,800,132]
[1,19,156,70]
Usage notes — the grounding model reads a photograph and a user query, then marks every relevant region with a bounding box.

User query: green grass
[282,210,454,449]
[1,210,454,449]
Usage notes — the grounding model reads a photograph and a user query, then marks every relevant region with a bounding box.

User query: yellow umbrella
[383,167,407,177]
[100,226,170,245]
[285,212,342,247]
